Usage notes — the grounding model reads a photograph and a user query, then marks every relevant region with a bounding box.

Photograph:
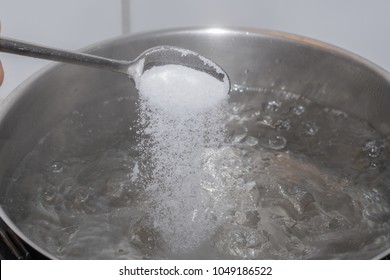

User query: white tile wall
[0,0,122,100]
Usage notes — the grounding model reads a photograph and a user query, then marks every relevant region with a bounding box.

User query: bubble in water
[303,122,319,136]
[291,105,305,115]
[231,126,248,143]
[250,111,261,119]
[41,187,56,202]
[369,161,380,169]
[362,140,381,158]
[274,119,291,131]
[232,105,241,115]
[245,136,259,147]
[268,135,287,150]
[49,161,63,173]
[325,108,348,118]
[258,115,273,127]
[264,101,281,112]
[231,84,241,92]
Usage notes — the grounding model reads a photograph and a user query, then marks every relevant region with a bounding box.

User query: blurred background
[1,0,389,100]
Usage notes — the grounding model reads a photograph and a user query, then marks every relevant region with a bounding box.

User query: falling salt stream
[4,65,390,259]
[134,64,230,254]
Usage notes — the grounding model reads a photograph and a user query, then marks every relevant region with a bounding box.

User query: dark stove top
[0,219,47,260]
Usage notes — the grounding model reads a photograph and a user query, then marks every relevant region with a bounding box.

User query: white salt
[136,63,229,254]
[136,64,229,116]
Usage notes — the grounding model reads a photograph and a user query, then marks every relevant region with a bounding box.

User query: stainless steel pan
[0,28,389,259]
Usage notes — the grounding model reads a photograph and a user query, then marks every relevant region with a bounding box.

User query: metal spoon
[0,36,229,85]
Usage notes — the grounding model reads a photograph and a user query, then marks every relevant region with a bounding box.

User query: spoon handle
[0,36,129,74]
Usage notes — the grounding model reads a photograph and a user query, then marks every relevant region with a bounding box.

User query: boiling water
[4,85,390,259]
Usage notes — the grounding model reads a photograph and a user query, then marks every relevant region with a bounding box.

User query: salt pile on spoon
[135,62,229,254]
[136,64,229,115]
